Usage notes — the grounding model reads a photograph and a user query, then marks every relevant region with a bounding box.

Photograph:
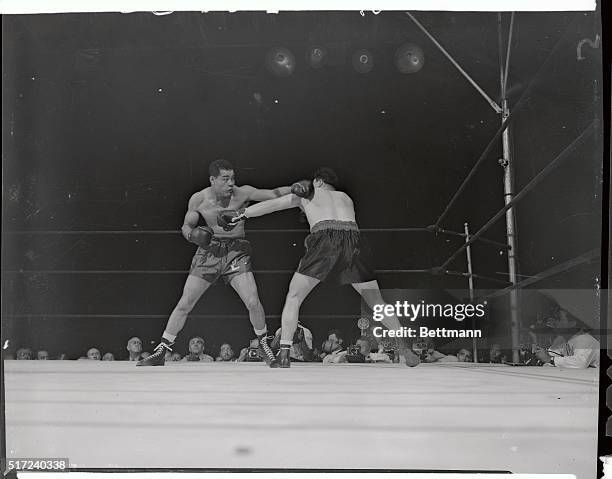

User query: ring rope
[483,249,600,299]
[2,313,361,319]
[2,226,509,250]
[5,268,510,285]
[440,120,598,270]
[433,13,579,229]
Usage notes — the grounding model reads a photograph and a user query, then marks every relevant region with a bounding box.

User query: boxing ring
[2,10,602,479]
[4,360,599,477]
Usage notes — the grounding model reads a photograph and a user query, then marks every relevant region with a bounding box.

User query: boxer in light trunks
[231,167,420,368]
[137,159,291,367]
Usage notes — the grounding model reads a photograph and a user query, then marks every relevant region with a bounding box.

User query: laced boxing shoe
[395,340,420,367]
[136,341,173,366]
[258,335,280,368]
[277,347,291,368]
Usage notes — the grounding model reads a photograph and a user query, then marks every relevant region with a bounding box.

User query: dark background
[1,11,603,358]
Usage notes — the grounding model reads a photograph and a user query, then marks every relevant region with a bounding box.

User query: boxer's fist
[217,208,245,231]
[188,226,213,248]
[291,180,313,199]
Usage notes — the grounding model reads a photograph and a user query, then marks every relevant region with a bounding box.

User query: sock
[162,331,176,344]
[254,327,268,338]
[280,340,292,348]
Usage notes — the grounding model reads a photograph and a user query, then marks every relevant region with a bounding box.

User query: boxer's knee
[284,288,304,307]
[176,294,197,313]
[242,293,262,312]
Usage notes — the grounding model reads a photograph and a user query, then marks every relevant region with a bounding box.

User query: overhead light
[265,47,296,77]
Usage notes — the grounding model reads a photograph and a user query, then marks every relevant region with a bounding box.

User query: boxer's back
[302,188,356,227]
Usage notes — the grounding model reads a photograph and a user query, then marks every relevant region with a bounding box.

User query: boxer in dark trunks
[231,167,420,368]
[137,159,291,367]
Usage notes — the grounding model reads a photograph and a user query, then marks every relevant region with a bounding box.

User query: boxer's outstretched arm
[240,185,292,202]
[244,194,301,218]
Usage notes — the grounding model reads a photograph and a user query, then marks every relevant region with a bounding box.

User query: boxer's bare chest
[196,188,248,226]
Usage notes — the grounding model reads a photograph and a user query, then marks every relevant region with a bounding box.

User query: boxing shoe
[136,341,172,366]
[277,348,291,368]
[258,335,280,368]
[397,347,420,367]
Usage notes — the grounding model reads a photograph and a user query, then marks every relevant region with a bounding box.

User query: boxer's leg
[230,272,266,333]
[137,275,211,366]
[230,272,278,366]
[277,272,319,367]
[166,275,212,335]
[352,280,403,331]
[352,280,420,367]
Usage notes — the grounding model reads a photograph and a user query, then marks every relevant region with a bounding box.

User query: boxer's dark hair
[209,159,234,177]
[313,167,339,188]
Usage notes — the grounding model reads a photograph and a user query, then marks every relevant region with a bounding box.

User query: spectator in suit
[535,308,599,369]
[126,337,144,361]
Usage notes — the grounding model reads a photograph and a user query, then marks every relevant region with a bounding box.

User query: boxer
[137,159,291,367]
[230,167,420,368]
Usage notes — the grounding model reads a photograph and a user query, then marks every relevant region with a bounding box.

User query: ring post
[464,222,478,363]
[501,101,521,363]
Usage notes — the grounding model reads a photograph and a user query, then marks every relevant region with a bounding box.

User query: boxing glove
[217,208,245,231]
[188,226,213,248]
[291,180,313,199]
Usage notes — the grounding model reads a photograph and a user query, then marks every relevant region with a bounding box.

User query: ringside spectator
[87,348,101,360]
[16,348,32,360]
[37,350,49,360]
[126,337,144,361]
[456,348,473,362]
[181,336,214,362]
[535,308,599,368]
[216,343,236,362]
[237,338,261,362]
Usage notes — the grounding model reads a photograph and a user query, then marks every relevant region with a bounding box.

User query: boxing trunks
[189,237,252,284]
[297,220,375,285]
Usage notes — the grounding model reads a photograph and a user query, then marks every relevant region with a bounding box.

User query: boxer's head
[209,159,235,197]
[312,167,339,190]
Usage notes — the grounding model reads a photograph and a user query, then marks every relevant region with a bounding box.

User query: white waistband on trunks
[310,220,359,233]
[212,236,246,242]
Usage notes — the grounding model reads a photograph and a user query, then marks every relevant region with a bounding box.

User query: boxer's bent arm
[244,194,301,218]
[181,210,200,240]
[241,185,292,202]
[181,193,202,240]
